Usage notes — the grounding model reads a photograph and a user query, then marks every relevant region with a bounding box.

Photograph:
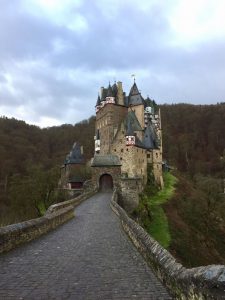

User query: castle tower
[60,142,86,189]
[92,79,164,198]
[95,82,127,155]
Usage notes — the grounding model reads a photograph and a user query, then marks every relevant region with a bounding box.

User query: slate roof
[68,176,86,183]
[128,82,145,106]
[91,155,122,167]
[125,111,143,135]
[107,84,113,97]
[142,123,159,149]
[129,82,139,96]
[64,142,85,165]
[112,83,118,97]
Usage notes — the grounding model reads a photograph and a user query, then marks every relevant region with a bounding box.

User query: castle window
[126,148,129,151]
[114,149,116,152]
[147,154,150,158]
[156,153,158,158]
[120,157,122,160]
[121,149,123,153]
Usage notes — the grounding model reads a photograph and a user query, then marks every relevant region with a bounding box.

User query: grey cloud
[0,0,224,126]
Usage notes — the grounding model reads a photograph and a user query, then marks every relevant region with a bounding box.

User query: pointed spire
[107,83,113,97]
[129,81,140,96]
[64,142,85,164]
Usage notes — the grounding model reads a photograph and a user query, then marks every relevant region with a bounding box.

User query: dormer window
[126,135,135,146]
[105,97,115,104]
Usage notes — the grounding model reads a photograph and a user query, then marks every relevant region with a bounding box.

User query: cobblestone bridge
[0,193,171,299]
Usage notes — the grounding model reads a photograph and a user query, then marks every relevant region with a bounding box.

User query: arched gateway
[99,174,113,191]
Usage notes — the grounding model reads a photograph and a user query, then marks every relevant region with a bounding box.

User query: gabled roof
[91,155,122,167]
[142,123,159,149]
[64,142,85,165]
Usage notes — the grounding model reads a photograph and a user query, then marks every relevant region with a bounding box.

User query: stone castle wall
[91,166,121,190]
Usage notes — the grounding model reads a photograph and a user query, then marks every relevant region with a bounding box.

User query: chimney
[117,81,124,105]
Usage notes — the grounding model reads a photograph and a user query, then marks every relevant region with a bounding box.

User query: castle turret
[105,83,115,104]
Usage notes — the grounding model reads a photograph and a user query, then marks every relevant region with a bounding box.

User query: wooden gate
[99,174,113,191]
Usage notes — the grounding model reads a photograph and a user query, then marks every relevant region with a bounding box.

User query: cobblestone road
[0,193,172,299]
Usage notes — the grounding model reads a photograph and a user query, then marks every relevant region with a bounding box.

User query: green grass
[150,172,178,205]
[37,201,46,216]
[148,206,171,248]
[137,172,177,249]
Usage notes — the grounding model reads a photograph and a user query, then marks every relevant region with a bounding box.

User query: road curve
[0,192,172,299]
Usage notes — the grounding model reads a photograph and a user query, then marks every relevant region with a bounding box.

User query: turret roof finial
[131,74,136,82]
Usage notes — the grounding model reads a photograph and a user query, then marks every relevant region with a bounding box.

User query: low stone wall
[111,191,225,300]
[0,189,97,254]
[46,189,97,213]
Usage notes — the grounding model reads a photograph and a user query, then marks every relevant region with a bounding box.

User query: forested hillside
[161,103,225,177]
[0,116,95,225]
[161,103,225,267]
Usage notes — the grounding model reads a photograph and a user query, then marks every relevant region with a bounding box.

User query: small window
[126,148,129,151]
[121,149,124,153]
[147,154,150,158]
[120,157,122,160]
[114,149,116,152]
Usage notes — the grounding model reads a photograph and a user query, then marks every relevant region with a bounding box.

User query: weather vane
[131,74,136,82]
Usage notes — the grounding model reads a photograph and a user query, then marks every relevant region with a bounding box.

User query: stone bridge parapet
[0,189,97,254]
[110,190,225,300]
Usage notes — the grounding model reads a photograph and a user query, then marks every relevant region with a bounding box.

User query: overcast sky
[0,0,225,127]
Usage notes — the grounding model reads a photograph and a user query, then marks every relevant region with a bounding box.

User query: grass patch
[148,206,171,248]
[134,172,177,249]
[150,172,178,205]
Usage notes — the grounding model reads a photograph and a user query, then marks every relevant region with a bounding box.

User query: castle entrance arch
[99,174,113,191]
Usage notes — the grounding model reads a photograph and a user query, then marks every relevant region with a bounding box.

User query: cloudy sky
[0,0,225,127]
